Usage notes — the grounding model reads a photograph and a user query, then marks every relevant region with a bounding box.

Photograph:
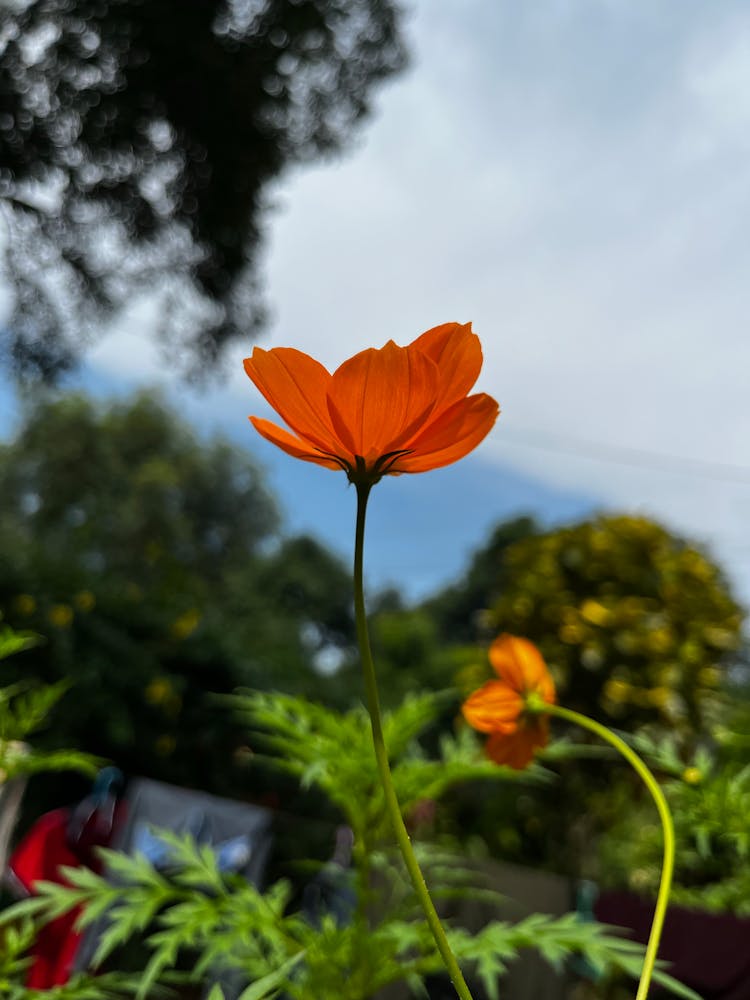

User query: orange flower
[243,322,499,485]
[462,635,556,770]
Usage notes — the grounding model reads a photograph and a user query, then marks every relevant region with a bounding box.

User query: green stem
[544,703,675,1000]
[353,482,474,1000]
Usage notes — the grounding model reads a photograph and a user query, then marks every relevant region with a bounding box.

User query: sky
[3,0,750,605]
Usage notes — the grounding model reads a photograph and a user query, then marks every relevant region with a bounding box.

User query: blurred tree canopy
[0,392,355,794]
[424,515,540,645]
[0,0,407,381]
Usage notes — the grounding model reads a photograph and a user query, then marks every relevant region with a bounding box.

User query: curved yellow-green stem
[353,483,475,1000]
[544,702,675,1000]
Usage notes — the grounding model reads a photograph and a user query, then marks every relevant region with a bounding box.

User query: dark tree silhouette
[0,0,407,380]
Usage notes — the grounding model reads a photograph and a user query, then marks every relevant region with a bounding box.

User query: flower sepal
[524,690,549,716]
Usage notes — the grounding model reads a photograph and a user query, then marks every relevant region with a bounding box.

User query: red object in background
[8,805,122,988]
[595,890,750,1000]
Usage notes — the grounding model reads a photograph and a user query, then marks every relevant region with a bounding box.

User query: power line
[499,427,750,485]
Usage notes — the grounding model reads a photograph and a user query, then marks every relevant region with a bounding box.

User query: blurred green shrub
[598,684,750,915]
[0,393,354,796]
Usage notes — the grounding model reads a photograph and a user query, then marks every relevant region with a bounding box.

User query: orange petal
[485,721,548,770]
[462,680,523,734]
[391,393,499,473]
[410,322,483,413]
[249,417,344,471]
[244,348,342,456]
[489,635,555,702]
[326,341,439,459]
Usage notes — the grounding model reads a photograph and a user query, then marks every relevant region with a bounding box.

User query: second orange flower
[462,635,556,770]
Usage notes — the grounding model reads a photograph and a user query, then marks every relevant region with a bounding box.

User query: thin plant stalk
[544,702,675,1000]
[353,482,475,1000]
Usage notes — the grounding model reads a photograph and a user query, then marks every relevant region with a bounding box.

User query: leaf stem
[353,482,474,1000]
[544,703,675,1000]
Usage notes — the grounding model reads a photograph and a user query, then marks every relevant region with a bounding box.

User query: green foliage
[714,650,750,763]
[230,689,520,844]
[2,860,696,1000]
[599,730,750,915]
[0,393,354,795]
[0,628,39,663]
[0,627,99,781]
[0,917,151,999]
[0,919,35,991]
[450,914,699,1000]
[0,692,698,999]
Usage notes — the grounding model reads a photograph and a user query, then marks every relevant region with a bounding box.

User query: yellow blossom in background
[145,678,182,719]
[13,594,36,616]
[647,686,671,709]
[145,677,174,706]
[646,626,674,655]
[74,590,96,612]
[680,640,702,664]
[698,666,720,688]
[559,606,579,626]
[580,599,611,627]
[170,608,201,640]
[603,678,631,704]
[702,627,734,650]
[48,604,73,628]
[155,735,176,756]
[510,596,533,618]
[558,623,583,644]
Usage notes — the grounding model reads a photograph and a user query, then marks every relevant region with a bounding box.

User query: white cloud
[84,297,166,381]
[687,23,750,149]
